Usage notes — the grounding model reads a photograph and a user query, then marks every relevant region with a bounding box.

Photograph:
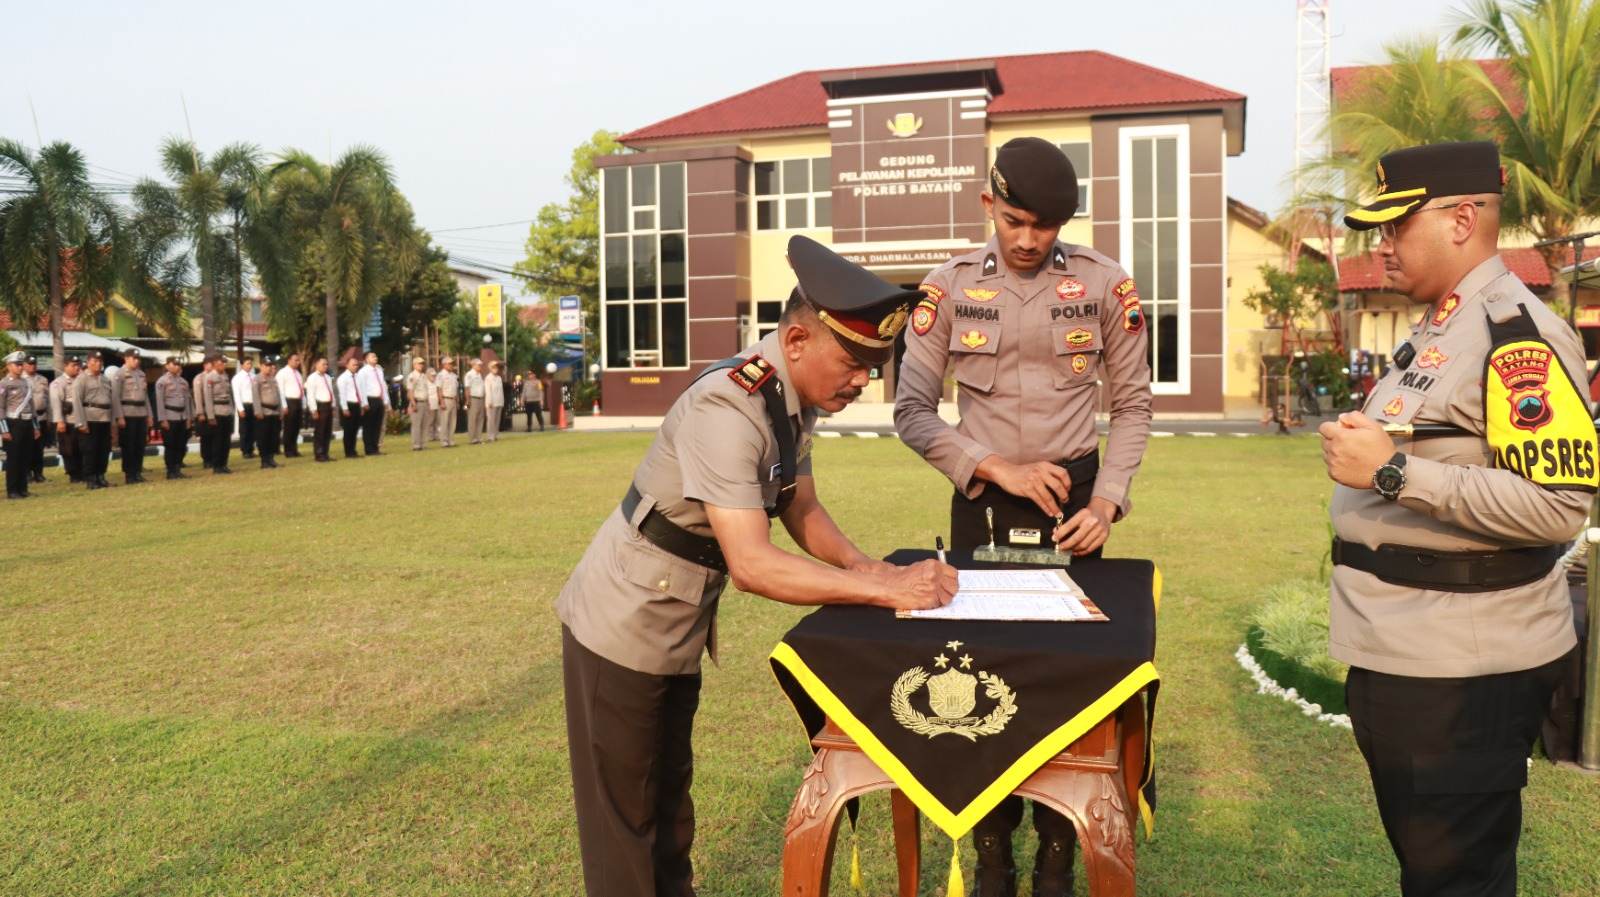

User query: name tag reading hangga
[1009,528,1042,546]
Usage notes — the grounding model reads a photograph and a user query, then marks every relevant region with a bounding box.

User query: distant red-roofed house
[598,49,1252,416]
[1338,246,1600,362]
[1330,58,1522,121]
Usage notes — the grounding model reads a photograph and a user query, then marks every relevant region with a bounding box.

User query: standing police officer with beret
[557,236,958,897]
[1322,141,1590,897]
[113,346,151,484]
[895,137,1153,897]
[71,351,115,490]
[155,355,193,479]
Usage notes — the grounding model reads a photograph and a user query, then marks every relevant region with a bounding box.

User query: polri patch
[1056,278,1086,301]
[727,356,776,394]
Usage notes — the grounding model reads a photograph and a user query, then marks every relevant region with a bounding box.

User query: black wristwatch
[1373,452,1407,501]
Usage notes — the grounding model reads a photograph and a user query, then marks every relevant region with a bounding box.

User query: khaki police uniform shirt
[895,238,1154,513]
[199,369,234,418]
[49,372,75,423]
[155,372,193,422]
[464,369,485,398]
[70,372,114,425]
[405,370,429,408]
[556,331,818,676]
[436,370,459,405]
[1330,255,1587,678]
[112,366,149,419]
[253,375,283,417]
[28,373,49,420]
[0,373,33,420]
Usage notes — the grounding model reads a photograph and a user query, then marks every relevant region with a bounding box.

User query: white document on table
[956,569,1075,593]
[898,570,1109,622]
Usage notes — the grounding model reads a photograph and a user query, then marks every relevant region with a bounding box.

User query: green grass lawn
[3,432,1598,896]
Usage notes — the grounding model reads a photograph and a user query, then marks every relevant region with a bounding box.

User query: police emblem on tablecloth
[891,641,1018,741]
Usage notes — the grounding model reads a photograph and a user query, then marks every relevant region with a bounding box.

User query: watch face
[1376,465,1404,495]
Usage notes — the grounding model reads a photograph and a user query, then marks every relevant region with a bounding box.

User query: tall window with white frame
[1121,128,1188,390]
[1056,142,1091,219]
[753,158,831,230]
[602,162,688,369]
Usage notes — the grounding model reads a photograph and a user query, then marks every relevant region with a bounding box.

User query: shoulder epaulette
[727,355,776,394]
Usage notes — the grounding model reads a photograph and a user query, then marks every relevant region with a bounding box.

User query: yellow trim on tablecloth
[770,641,1159,839]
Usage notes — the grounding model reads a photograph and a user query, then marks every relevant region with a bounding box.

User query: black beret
[990,137,1079,223]
[1345,141,1504,231]
[24,354,37,364]
[787,235,923,366]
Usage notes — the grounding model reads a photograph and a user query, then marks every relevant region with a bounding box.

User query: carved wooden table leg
[782,746,898,896]
[889,789,920,897]
[1017,769,1137,897]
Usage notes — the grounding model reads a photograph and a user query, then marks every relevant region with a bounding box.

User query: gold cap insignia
[990,165,1009,198]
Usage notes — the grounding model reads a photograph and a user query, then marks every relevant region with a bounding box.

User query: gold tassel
[850,838,863,892]
[947,836,964,897]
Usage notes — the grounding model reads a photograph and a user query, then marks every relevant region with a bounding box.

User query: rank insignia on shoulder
[1052,246,1068,270]
[727,356,776,394]
[1431,293,1461,328]
[982,253,997,276]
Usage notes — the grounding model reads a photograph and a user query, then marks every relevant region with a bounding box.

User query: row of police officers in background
[0,347,556,498]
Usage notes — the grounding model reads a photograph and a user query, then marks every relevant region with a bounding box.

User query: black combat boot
[972,833,1016,897]
[1031,833,1076,897]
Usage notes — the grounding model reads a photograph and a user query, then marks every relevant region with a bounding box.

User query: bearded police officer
[113,346,152,484]
[24,356,49,483]
[71,352,115,489]
[1321,142,1591,897]
[155,355,193,479]
[1,351,39,499]
[50,355,83,483]
[894,136,1154,897]
[558,236,958,897]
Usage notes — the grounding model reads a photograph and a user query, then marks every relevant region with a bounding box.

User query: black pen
[935,535,946,564]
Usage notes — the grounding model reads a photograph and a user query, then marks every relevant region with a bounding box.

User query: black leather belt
[165,404,188,412]
[1059,452,1099,484]
[621,484,727,573]
[1332,538,1563,592]
[84,401,110,409]
[123,399,146,406]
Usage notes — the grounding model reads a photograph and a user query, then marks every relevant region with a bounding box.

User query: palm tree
[269,146,418,364]
[1308,0,1600,292]
[1452,0,1600,289]
[129,138,278,357]
[0,140,169,370]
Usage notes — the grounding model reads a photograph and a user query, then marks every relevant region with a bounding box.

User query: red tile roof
[1338,246,1600,292]
[1331,58,1522,118]
[622,51,1244,143]
[0,306,84,331]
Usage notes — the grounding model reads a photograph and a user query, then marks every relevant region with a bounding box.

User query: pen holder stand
[972,545,1072,567]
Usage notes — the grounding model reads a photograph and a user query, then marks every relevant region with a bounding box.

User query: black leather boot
[972,833,1016,897]
[1031,833,1076,897]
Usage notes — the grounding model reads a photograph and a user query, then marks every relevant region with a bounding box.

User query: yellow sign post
[477,284,503,328]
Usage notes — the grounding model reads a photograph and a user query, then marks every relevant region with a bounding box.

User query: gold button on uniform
[657,577,670,591]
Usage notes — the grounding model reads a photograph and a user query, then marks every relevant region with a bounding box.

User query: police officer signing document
[557,236,958,897]
[1322,142,1592,897]
[895,137,1153,897]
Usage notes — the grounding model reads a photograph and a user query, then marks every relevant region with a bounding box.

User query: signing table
[770,550,1160,896]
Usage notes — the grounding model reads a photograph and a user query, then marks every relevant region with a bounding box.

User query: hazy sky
[5,0,1466,292]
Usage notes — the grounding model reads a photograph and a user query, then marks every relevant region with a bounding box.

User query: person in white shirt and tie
[304,356,339,462]
[231,357,258,458]
[335,355,365,459]
[357,351,390,456]
[464,358,487,445]
[276,352,307,458]
[484,361,506,442]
